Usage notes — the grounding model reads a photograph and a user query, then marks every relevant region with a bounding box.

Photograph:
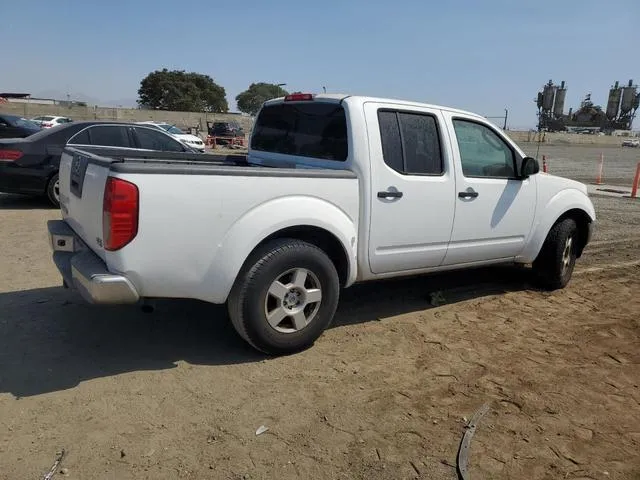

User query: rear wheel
[227,238,340,354]
[46,173,60,208]
[533,218,578,290]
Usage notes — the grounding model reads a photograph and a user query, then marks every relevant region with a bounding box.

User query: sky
[3,0,639,129]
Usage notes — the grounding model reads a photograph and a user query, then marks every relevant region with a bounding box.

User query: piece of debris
[255,425,269,436]
[120,449,126,458]
[457,403,491,480]
[428,291,446,306]
[42,449,66,480]
[60,468,68,475]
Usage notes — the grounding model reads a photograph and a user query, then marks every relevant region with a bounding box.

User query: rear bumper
[47,220,140,304]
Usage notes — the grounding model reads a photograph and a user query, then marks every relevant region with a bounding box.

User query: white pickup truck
[48,93,595,354]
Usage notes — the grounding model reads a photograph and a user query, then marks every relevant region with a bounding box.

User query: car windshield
[33,116,54,121]
[159,124,183,135]
[7,116,41,130]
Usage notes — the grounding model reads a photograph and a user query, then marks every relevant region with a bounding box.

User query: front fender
[202,195,358,303]
[518,188,596,263]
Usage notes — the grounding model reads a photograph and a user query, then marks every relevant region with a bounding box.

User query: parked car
[0,121,198,206]
[48,93,595,354]
[621,139,640,147]
[137,121,205,152]
[31,116,73,128]
[0,114,41,138]
[207,121,245,143]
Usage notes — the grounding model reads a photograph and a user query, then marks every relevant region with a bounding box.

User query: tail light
[284,93,314,102]
[0,150,23,161]
[103,177,139,251]
[42,123,53,128]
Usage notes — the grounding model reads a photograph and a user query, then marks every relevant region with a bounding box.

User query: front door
[366,103,456,274]
[443,115,536,265]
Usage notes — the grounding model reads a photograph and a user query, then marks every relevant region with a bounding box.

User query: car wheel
[46,173,60,207]
[533,218,578,290]
[228,238,340,354]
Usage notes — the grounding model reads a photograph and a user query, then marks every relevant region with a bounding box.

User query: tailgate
[58,148,112,261]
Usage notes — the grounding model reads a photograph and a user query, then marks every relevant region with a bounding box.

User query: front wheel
[227,238,340,354]
[533,218,578,290]
[46,173,60,207]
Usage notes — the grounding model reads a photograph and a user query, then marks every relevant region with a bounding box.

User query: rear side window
[134,127,185,152]
[88,126,131,148]
[378,110,443,175]
[68,128,90,145]
[251,102,348,161]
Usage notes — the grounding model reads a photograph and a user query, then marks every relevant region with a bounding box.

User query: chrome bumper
[47,220,140,304]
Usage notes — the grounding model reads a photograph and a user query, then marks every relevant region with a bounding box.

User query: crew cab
[48,93,595,354]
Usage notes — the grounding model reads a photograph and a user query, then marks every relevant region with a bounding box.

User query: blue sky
[3,0,638,128]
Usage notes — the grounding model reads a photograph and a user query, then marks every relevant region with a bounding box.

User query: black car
[208,121,245,138]
[0,121,197,206]
[0,114,42,138]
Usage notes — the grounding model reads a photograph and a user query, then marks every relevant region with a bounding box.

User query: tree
[236,83,289,116]
[137,69,228,112]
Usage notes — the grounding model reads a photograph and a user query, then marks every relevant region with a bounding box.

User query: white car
[137,122,205,152]
[31,116,73,128]
[49,93,595,354]
[621,139,640,148]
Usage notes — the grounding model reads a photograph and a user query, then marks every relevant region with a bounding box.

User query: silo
[606,81,621,120]
[620,79,638,114]
[542,81,556,112]
[553,81,566,117]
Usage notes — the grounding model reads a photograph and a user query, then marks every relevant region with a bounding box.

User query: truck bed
[57,146,359,303]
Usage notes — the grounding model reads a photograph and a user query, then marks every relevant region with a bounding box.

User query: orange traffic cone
[595,153,604,185]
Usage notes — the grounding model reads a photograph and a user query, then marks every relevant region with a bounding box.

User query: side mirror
[520,156,540,178]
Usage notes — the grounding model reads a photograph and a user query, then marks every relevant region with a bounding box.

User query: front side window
[87,126,131,148]
[251,102,348,161]
[135,127,185,152]
[378,110,443,175]
[452,119,516,178]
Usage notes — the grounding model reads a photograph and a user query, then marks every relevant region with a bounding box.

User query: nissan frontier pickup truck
[48,93,595,354]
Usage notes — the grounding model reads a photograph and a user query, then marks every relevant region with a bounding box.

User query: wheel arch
[518,189,595,263]
[553,208,592,258]
[202,196,358,303]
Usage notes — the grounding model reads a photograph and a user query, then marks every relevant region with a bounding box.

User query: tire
[228,238,340,354]
[533,218,578,290]
[46,173,60,208]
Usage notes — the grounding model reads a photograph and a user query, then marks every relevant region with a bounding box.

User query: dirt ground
[0,177,639,479]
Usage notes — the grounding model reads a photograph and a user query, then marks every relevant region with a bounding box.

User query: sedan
[31,116,73,128]
[0,114,42,138]
[0,121,197,206]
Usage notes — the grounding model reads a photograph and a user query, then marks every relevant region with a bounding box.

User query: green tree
[236,83,289,116]
[138,69,228,112]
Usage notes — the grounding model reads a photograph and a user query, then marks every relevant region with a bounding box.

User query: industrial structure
[535,79,640,132]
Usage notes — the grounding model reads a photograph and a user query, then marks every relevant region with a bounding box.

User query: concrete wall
[1,101,631,147]
[0,102,255,133]
[506,130,627,147]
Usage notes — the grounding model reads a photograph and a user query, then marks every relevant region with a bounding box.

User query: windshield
[33,116,54,121]
[159,124,183,135]
[7,115,41,130]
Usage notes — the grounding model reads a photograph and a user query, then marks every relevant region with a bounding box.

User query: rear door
[365,102,456,273]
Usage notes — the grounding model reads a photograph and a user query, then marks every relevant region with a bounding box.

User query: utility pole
[503,108,508,130]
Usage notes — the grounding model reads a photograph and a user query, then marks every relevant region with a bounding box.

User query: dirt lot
[1,169,639,479]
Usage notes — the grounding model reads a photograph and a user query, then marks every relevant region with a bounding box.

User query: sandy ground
[0,164,639,479]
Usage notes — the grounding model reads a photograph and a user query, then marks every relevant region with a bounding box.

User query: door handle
[377,190,403,199]
[458,190,479,199]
